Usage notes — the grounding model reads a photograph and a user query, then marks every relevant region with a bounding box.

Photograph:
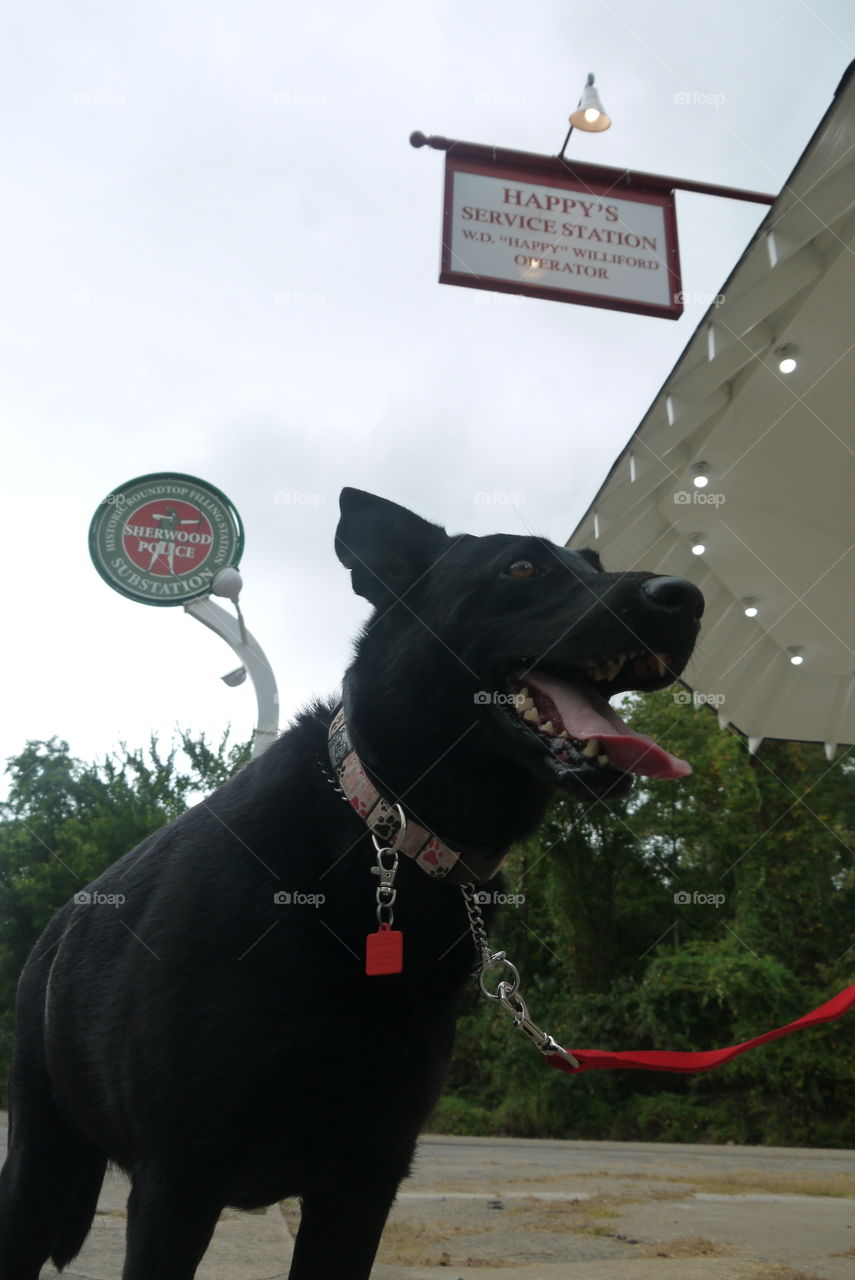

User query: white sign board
[440,158,683,320]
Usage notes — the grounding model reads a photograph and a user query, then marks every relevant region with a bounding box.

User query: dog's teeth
[523,707,540,724]
[520,697,535,712]
[603,659,622,680]
[582,738,599,758]
[541,720,556,736]
[519,686,530,698]
[597,753,610,766]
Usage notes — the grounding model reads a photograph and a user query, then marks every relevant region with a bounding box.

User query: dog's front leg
[288,1181,399,1279]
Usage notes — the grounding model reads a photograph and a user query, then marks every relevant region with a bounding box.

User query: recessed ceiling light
[743,597,758,618]
[774,343,799,374]
[787,646,804,666]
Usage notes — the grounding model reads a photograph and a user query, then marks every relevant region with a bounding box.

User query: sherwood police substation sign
[440,151,683,320]
[89,472,244,606]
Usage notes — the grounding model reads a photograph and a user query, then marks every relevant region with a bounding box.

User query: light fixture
[690,533,705,556]
[569,74,611,132]
[211,564,248,643]
[742,596,759,618]
[787,646,804,666]
[221,666,247,686]
[692,461,710,489]
[211,566,243,602]
[559,73,611,158]
[774,343,799,374]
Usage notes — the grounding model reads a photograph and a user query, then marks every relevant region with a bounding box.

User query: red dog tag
[365,924,403,976]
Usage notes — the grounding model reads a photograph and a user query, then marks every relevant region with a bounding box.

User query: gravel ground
[1,1117,851,1279]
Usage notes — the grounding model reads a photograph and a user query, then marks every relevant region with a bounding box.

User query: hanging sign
[440,153,683,320]
[89,472,244,606]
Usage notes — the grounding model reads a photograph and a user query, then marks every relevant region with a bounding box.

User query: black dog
[0,488,703,1279]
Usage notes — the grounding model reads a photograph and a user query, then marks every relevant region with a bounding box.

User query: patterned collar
[327,704,468,879]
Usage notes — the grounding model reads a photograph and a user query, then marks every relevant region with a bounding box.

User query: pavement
[0,1118,849,1279]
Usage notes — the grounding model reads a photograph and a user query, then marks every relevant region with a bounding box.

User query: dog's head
[336,488,703,816]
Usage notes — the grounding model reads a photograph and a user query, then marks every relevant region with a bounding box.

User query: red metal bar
[410,132,776,206]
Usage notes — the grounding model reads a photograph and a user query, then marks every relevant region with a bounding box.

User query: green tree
[434,695,855,1144]
[734,741,855,977]
[0,731,250,1096]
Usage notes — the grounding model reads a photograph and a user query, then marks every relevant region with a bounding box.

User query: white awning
[569,62,855,759]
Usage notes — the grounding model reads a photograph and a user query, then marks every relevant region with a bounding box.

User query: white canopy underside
[569,64,855,758]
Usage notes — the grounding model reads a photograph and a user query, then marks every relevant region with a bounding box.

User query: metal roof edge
[567,59,855,546]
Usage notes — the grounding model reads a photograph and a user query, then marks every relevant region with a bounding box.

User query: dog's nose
[641,576,705,620]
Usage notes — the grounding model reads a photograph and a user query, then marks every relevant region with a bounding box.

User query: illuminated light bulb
[743,596,758,618]
[787,646,804,666]
[691,542,705,556]
[568,74,611,133]
[692,461,711,489]
[774,343,799,374]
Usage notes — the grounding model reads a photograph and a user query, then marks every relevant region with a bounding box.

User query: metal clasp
[496,983,580,1069]
[370,806,406,925]
[370,848,399,890]
[472,939,579,1070]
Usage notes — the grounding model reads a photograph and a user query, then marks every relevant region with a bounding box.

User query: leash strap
[545,982,855,1075]
[464,887,855,1076]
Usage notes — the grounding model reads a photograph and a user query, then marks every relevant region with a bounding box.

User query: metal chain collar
[460,884,579,1070]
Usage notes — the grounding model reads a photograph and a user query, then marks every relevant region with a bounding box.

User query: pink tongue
[523,670,691,781]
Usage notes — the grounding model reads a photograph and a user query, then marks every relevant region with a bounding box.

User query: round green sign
[89,472,244,607]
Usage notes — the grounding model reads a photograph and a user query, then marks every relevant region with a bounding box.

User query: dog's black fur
[0,488,703,1279]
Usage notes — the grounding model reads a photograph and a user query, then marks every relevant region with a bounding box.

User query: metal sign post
[89,472,279,758]
[185,573,279,759]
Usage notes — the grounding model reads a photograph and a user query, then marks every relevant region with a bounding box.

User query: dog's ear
[336,488,450,606]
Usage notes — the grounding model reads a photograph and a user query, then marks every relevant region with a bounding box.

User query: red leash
[546,982,855,1075]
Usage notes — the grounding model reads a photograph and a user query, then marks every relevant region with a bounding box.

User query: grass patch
[745,1268,828,1280]
[374,1219,498,1267]
[505,1192,621,1230]
[639,1234,733,1258]
[687,1169,855,1198]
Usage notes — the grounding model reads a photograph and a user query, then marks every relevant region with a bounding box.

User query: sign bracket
[184,596,279,759]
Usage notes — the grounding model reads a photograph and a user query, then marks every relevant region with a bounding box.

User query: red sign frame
[440,153,683,320]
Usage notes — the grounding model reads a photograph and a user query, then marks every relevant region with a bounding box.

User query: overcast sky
[2,0,853,784]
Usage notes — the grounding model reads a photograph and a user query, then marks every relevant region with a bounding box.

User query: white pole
[184,593,279,758]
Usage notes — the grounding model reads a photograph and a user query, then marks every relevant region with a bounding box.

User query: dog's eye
[507,559,539,579]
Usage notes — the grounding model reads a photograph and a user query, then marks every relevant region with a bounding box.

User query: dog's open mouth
[502,651,691,782]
